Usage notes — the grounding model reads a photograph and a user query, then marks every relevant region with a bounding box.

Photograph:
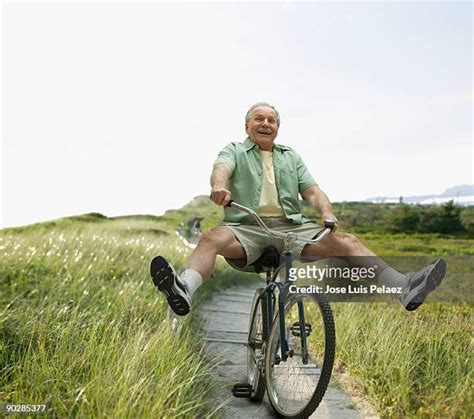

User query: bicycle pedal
[232,382,253,398]
[290,321,312,337]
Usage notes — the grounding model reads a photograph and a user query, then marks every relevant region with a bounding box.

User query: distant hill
[364,185,474,206]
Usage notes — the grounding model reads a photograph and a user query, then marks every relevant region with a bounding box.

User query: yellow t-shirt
[258,150,285,217]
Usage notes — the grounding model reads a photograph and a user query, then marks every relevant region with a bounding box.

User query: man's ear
[245,123,249,134]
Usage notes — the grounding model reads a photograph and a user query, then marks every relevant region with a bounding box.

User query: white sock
[378,266,407,288]
[180,269,203,296]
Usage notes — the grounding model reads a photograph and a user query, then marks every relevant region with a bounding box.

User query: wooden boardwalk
[199,282,363,418]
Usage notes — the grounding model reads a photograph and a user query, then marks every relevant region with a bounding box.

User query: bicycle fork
[297,300,309,364]
[277,290,311,364]
[277,250,310,364]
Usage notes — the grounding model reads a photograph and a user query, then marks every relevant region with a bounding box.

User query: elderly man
[151,102,446,316]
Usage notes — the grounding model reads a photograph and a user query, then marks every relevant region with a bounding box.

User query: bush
[383,201,465,234]
[460,207,474,233]
[385,205,420,233]
[386,205,420,233]
[418,201,465,234]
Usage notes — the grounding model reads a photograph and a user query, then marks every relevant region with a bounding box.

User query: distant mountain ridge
[439,185,474,197]
[364,184,474,206]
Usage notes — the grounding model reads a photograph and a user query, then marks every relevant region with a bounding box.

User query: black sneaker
[400,258,446,311]
[150,256,191,316]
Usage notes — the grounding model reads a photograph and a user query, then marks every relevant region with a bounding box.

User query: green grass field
[1,200,473,417]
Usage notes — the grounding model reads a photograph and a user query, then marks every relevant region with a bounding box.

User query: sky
[2,1,472,228]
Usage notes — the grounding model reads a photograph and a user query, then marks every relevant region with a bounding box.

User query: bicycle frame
[228,200,335,365]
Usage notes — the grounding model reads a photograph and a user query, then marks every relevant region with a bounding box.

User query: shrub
[418,201,465,234]
[385,205,420,233]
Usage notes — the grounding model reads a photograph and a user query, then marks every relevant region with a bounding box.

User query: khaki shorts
[222,218,322,273]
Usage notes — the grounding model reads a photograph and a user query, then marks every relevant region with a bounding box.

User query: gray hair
[245,102,281,126]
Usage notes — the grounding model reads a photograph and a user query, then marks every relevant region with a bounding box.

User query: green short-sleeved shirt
[214,137,317,225]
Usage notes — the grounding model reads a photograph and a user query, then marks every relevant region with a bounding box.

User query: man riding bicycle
[151,102,446,316]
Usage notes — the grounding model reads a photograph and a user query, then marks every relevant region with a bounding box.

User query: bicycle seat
[251,246,281,274]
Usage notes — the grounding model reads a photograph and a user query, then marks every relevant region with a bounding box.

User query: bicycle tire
[247,288,268,401]
[264,291,335,418]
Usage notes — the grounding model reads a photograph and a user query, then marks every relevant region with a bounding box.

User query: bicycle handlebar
[226,200,335,245]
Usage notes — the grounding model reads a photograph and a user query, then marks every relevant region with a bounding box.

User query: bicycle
[228,201,336,418]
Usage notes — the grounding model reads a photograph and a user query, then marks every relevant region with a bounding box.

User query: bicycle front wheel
[264,292,335,418]
[247,288,268,401]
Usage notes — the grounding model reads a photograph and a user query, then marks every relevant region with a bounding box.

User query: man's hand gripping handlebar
[210,187,232,207]
[226,200,336,245]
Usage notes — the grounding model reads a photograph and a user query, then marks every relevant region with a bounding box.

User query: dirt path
[199,282,362,418]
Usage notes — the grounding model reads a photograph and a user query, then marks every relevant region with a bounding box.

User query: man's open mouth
[257,131,272,135]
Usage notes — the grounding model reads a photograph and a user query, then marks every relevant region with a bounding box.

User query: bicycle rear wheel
[264,292,335,418]
[247,288,268,401]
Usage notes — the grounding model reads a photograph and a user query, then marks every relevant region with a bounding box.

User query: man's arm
[301,185,339,228]
[210,163,232,206]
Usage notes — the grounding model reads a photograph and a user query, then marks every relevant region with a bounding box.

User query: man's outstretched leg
[301,231,446,311]
[150,227,245,316]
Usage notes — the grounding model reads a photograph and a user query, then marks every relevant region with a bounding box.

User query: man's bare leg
[187,227,246,280]
[302,231,378,260]
[301,230,446,311]
[301,231,405,285]
[150,227,245,316]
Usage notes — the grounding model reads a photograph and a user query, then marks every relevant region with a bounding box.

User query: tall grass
[331,302,472,417]
[0,216,242,417]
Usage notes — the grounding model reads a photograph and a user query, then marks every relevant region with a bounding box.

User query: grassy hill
[0,199,473,417]
[0,209,255,417]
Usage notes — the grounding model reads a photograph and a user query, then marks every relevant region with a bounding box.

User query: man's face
[245,106,279,146]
